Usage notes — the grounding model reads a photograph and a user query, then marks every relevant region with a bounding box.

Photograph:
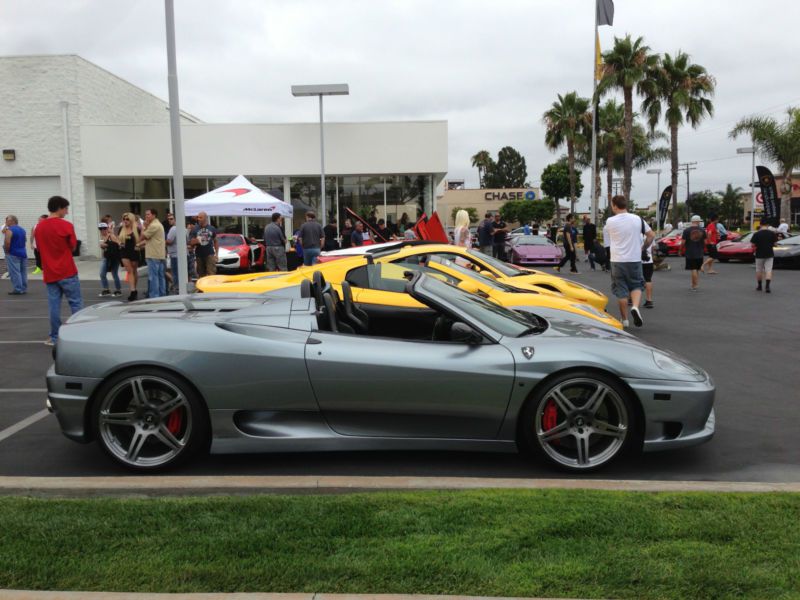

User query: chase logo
[525,191,536,200]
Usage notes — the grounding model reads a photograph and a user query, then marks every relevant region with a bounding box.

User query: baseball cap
[98,222,108,229]
[690,215,701,222]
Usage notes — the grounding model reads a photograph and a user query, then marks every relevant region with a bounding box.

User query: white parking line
[0,341,52,344]
[0,388,47,392]
[0,409,49,443]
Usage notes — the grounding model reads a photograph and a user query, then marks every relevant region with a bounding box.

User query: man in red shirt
[34,196,83,346]
[702,213,720,275]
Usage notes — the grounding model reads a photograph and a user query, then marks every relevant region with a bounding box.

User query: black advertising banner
[756,166,779,224]
[658,185,672,226]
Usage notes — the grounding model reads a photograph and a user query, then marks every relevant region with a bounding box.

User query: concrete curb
[0,475,798,497]
[0,593,591,600]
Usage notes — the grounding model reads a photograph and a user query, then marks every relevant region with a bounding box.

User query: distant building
[0,55,447,257]
[438,187,544,225]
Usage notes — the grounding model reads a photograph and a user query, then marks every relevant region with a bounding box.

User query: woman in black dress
[112,212,141,301]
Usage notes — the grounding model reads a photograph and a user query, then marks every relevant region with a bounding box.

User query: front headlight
[651,350,698,376]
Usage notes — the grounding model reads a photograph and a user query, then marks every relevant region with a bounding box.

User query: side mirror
[457,280,481,294]
[450,322,483,345]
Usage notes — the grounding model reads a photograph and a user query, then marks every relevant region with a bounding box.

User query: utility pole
[679,162,697,219]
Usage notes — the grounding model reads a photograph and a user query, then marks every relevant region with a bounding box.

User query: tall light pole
[164,0,188,295]
[646,168,662,231]
[737,145,756,231]
[291,84,349,227]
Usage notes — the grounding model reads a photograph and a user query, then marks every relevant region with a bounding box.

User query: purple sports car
[507,235,563,266]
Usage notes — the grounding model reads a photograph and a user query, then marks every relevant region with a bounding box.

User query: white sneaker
[44,339,55,346]
[630,307,644,327]
[622,319,630,328]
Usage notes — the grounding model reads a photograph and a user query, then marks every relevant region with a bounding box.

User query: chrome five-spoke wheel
[524,373,637,471]
[93,370,207,471]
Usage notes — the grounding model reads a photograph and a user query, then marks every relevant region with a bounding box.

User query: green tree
[499,199,556,225]
[687,190,721,221]
[540,159,583,223]
[542,91,592,213]
[483,146,528,188]
[730,107,800,223]
[471,150,493,189]
[597,35,658,202]
[716,184,744,228]
[450,206,478,224]
[641,51,716,226]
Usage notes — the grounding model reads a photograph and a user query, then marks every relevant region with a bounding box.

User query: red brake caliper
[542,399,559,445]
[166,409,182,435]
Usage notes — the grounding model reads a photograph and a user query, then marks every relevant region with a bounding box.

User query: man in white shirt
[603,195,655,328]
[777,219,789,235]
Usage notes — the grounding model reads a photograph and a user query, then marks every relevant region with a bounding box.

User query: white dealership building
[0,55,447,257]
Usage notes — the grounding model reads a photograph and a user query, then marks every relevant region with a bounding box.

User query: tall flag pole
[592,0,614,225]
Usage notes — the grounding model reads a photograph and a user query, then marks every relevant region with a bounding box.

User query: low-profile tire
[91,368,210,472]
[520,371,639,473]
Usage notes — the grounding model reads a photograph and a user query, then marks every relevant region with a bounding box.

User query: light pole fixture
[737,146,756,231]
[291,83,350,227]
[646,168,662,230]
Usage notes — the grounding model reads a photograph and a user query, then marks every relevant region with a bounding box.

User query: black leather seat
[300,278,312,299]
[322,292,339,333]
[340,281,369,334]
[311,271,326,311]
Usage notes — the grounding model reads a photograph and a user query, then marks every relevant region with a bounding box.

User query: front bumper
[46,365,103,443]
[625,376,716,452]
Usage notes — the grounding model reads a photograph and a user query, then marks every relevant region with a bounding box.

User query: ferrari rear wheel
[92,369,209,471]
[522,372,638,472]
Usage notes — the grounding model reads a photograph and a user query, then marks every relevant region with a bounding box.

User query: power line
[679,162,697,202]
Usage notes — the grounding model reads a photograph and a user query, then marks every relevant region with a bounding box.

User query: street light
[646,168,662,231]
[737,146,756,231]
[291,84,350,227]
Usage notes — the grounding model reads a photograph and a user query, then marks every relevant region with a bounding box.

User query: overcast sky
[2,0,799,210]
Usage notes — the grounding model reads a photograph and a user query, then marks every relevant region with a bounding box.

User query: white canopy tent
[184,175,293,217]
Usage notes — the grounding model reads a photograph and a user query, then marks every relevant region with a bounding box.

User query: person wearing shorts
[682,215,706,291]
[642,237,654,308]
[603,196,654,328]
[751,220,777,293]
[702,214,720,274]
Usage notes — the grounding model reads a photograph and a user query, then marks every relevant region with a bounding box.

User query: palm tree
[471,150,493,189]
[542,91,592,213]
[640,51,715,225]
[730,108,800,224]
[597,35,658,202]
[580,100,669,209]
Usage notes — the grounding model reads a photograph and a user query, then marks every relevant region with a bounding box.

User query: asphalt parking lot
[0,258,798,482]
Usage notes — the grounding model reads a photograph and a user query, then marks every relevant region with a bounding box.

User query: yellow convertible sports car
[313,242,608,310]
[198,246,622,330]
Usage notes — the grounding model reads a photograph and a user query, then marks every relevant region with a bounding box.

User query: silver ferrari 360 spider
[47,270,715,472]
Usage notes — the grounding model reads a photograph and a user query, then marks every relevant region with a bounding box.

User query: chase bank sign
[484,190,537,201]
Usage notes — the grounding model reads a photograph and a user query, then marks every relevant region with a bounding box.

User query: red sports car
[656,229,684,256]
[717,231,789,262]
[215,233,266,271]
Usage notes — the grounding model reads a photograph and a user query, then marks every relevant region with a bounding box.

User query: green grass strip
[1,489,798,599]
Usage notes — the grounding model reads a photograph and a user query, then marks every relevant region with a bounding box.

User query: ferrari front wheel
[92,369,209,471]
[521,372,638,472]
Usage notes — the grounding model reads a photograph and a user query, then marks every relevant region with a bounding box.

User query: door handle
[307,338,322,344]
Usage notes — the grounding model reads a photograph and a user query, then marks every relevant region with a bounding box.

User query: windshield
[464,248,524,276]
[417,275,534,338]
[739,232,754,243]
[777,236,800,246]
[218,236,245,247]
[513,235,552,246]
[425,255,526,293]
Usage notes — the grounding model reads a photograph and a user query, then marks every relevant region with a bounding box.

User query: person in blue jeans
[33,196,83,345]
[97,221,121,296]
[3,215,28,295]
[138,208,166,298]
[296,211,325,266]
